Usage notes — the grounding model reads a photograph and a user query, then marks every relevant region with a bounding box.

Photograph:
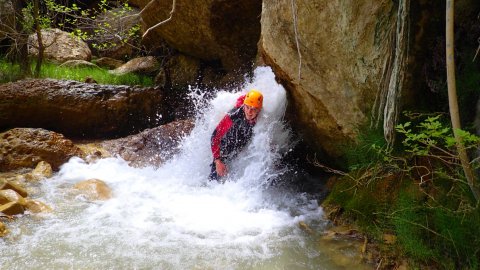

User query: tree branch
[142,0,176,39]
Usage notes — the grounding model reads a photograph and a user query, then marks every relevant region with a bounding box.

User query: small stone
[298,221,314,234]
[32,161,53,179]
[0,179,28,197]
[0,201,25,216]
[74,179,112,201]
[25,199,53,213]
[0,189,27,206]
[0,221,8,237]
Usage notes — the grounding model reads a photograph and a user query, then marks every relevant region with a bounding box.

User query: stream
[0,67,372,269]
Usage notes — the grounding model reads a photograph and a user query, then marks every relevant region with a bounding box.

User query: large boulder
[0,79,165,138]
[260,1,396,156]
[92,57,125,70]
[139,0,261,72]
[0,128,83,171]
[101,119,194,167]
[28,28,92,63]
[110,56,159,75]
[155,54,201,89]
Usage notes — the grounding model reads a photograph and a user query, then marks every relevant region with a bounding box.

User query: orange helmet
[244,89,263,109]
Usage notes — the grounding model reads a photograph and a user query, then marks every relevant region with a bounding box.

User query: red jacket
[210,95,256,161]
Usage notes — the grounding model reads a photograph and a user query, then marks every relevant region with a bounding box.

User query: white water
[0,67,365,269]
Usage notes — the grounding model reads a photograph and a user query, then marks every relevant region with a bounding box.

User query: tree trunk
[33,0,43,77]
[12,0,31,77]
[445,0,479,201]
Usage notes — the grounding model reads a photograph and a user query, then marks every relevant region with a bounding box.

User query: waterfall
[0,67,343,269]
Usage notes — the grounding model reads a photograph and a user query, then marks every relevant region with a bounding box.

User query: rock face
[0,79,165,138]
[260,1,395,156]
[155,54,201,89]
[139,0,261,72]
[28,28,92,63]
[0,128,83,171]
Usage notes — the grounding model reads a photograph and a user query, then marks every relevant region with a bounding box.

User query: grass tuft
[0,59,154,86]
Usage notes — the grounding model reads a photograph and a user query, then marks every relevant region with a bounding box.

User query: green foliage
[396,114,479,155]
[20,2,51,34]
[0,58,153,86]
[391,189,480,268]
[433,207,480,269]
[339,126,388,171]
[24,0,140,53]
[392,191,436,261]
[324,113,480,267]
[40,62,153,86]
[0,61,22,83]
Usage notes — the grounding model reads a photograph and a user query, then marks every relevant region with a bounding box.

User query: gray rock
[28,28,92,63]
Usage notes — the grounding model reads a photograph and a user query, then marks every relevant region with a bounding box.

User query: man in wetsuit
[209,89,263,181]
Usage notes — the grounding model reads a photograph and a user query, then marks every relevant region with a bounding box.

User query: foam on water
[0,67,329,269]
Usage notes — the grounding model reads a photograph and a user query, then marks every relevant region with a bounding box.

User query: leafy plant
[322,113,480,267]
[42,0,142,53]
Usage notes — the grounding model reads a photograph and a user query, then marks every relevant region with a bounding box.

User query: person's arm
[211,114,233,160]
[234,94,246,108]
[214,158,227,177]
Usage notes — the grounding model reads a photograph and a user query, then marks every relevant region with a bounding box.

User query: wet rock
[74,179,112,201]
[25,199,53,213]
[0,80,165,138]
[0,128,83,171]
[28,28,91,63]
[76,143,112,163]
[0,221,7,236]
[101,119,194,167]
[318,230,371,270]
[0,179,28,198]
[25,161,53,181]
[323,224,362,239]
[298,221,314,235]
[0,201,24,216]
[0,189,26,206]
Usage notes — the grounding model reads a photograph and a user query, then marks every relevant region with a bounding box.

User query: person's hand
[215,159,228,177]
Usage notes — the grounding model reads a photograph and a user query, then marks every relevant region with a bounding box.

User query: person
[209,89,263,181]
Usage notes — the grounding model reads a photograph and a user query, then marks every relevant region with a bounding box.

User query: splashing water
[0,67,364,269]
